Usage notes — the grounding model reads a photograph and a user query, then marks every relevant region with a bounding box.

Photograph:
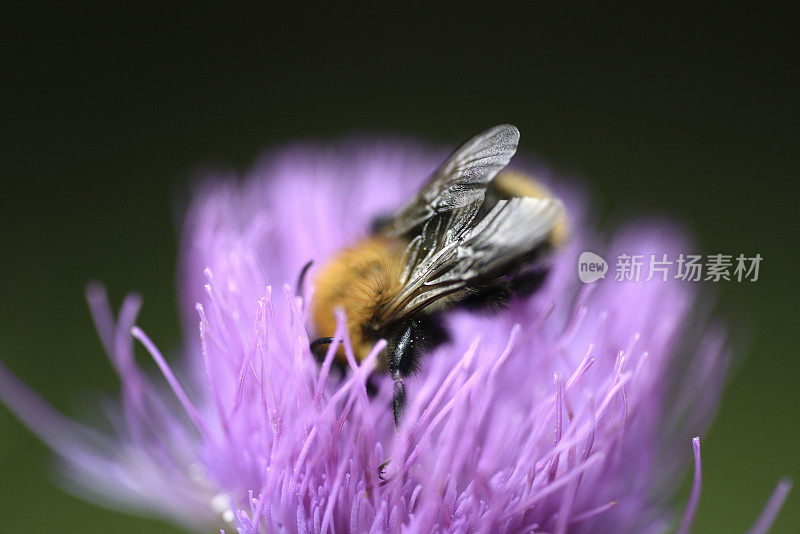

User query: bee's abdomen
[487,171,569,248]
[311,238,405,362]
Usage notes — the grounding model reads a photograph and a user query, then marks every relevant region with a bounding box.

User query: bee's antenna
[309,336,335,352]
[296,259,314,298]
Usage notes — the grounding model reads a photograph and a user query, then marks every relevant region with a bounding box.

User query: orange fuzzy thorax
[311,237,406,362]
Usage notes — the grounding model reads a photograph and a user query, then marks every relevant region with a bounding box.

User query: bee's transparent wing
[378,197,562,323]
[379,124,520,237]
[430,197,562,282]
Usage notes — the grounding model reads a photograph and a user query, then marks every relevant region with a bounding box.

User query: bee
[308,124,566,428]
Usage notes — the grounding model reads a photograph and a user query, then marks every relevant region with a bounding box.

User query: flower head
[0,136,790,532]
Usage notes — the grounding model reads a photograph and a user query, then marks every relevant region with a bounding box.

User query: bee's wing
[380,124,520,237]
[378,196,562,323]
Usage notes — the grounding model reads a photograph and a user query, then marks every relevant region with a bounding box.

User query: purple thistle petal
[747,479,793,534]
[131,326,211,439]
[676,437,702,534]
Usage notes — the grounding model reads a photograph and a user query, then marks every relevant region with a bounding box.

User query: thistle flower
[0,138,790,533]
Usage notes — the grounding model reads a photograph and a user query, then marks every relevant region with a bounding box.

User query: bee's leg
[378,372,405,483]
[387,321,418,429]
[310,336,335,353]
[388,330,410,427]
[381,317,448,481]
[386,317,447,427]
[377,332,412,483]
[309,336,349,379]
[391,373,407,429]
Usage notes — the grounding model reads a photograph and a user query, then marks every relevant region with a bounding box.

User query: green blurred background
[1,5,797,533]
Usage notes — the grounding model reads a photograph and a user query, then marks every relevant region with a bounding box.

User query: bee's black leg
[310,336,335,354]
[309,337,350,381]
[386,317,447,428]
[380,318,447,481]
[391,374,407,428]
[387,321,417,430]
[378,352,408,483]
[378,369,406,482]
